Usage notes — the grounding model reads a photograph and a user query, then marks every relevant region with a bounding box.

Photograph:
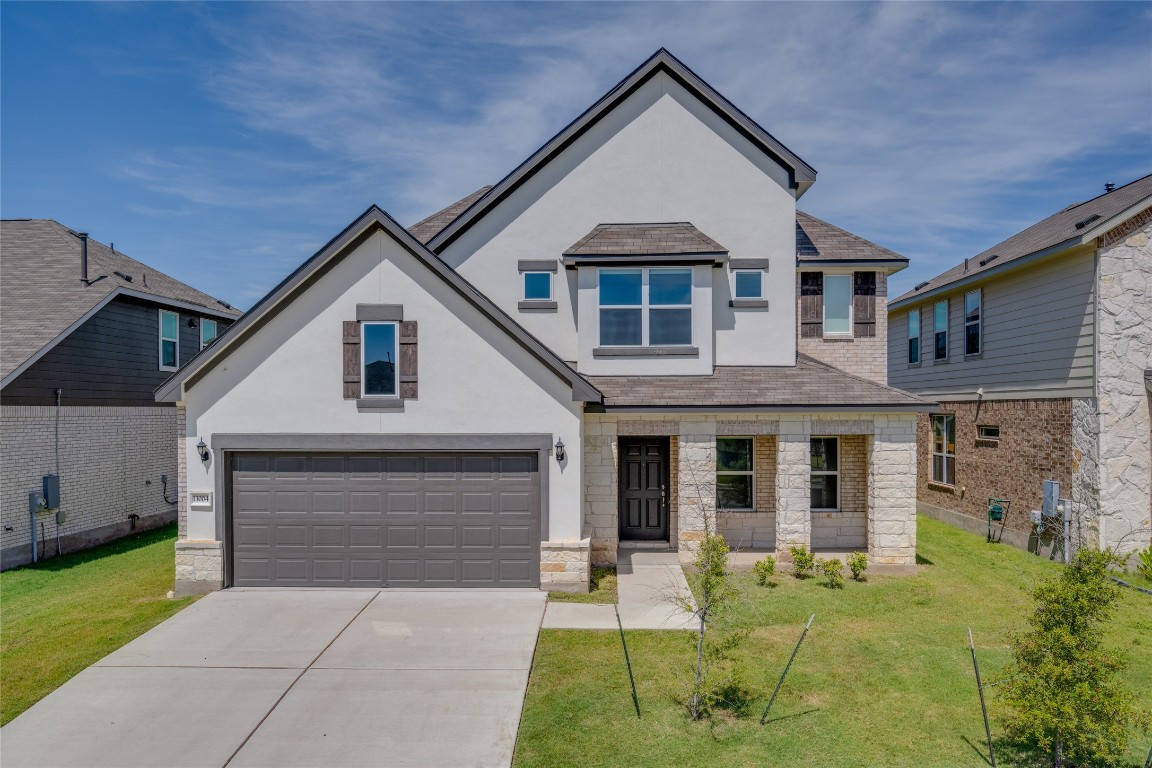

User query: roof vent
[963,258,969,273]
[1075,214,1101,230]
[216,299,232,309]
[78,232,89,283]
[914,281,930,291]
[1104,182,1115,193]
[113,270,133,283]
[978,254,999,268]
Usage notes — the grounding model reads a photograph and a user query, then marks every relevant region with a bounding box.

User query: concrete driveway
[1,589,546,768]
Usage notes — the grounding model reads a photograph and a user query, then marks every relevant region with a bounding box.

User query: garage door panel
[236,524,271,547]
[461,526,493,548]
[313,492,346,514]
[499,526,532,548]
[499,560,533,582]
[349,526,382,547]
[312,560,346,582]
[387,526,419,548]
[313,526,345,547]
[424,526,456,548]
[272,492,308,513]
[350,492,383,514]
[275,525,309,547]
[275,559,308,581]
[235,491,270,513]
[350,559,383,582]
[461,493,493,513]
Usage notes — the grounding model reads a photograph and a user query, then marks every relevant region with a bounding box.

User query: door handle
[661,485,667,504]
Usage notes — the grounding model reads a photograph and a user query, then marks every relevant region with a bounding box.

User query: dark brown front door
[619,438,669,541]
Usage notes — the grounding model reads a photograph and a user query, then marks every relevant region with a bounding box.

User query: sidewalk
[542,550,696,630]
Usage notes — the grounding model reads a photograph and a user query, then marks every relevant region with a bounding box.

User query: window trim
[931,414,957,485]
[360,320,400,399]
[716,436,755,512]
[598,267,693,348]
[810,435,840,512]
[964,289,982,356]
[933,300,949,361]
[158,309,179,372]
[200,318,218,350]
[823,274,852,335]
[907,308,920,365]
[522,271,554,302]
[733,270,763,300]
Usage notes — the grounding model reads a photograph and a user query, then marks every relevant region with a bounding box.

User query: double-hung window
[810,437,839,511]
[361,322,398,397]
[931,414,956,485]
[522,272,553,302]
[907,308,920,364]
[964,290,982,355]
[933,300,949,360]
[733,271,762,300]
[159,309,179,371]
[599,268,692,347]
[823,275,851,334]
[200,318,218,350]
[716,438,754,510]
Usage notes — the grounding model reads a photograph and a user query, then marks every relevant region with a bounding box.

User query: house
[887,174,1152,561]
[0,220,240,569]
[157,49,931,596]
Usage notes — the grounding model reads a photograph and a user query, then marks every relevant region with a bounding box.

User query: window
[200,318,218,350]
[522,272,553,302]
[908,308,920,364]
[733,271,762,300]
[159,310,179,371]
[823,275,851,334]
[931,415,956,484]
[933,300,949,360]
[978,425,1001,442]
[361,322,398,397]
[810,437,839,510]
[964,290,982,355]
[716,438,754,510]
[599,268,691,346]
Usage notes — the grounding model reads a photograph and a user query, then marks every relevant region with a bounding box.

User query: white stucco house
[159,50,932,596]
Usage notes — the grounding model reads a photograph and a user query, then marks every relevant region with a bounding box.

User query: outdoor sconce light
[196,438,210,463]
[554,438,566,463]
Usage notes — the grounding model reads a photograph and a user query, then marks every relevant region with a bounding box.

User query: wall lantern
[196,438,210,462]
[554,438,566,463]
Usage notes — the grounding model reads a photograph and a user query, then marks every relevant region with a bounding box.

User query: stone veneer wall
[796,271,889,384]
[540,527,592,593]
[811,434,868,549]
[1,405,179,570]
[868,416,918,564]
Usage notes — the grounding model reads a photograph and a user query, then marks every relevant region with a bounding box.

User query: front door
[619,438,669,541]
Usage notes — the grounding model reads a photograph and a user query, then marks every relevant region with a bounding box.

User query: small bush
[789,545,815,578]
[1134,546,1152,581]
[847,551,868,581]
[820,558,845,589]
[753,555,776,586]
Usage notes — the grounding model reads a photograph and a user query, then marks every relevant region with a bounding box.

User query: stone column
[583,416,619,566]
[867,416,917,568]
[775,417,811,560]
[677,420,717,553]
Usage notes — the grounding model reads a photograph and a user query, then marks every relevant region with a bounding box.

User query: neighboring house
[158,49,930,597]
[888,175,1152,561]
[0,220,240,569]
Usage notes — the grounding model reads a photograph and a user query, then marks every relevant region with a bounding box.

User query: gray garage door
[230,452,540,588]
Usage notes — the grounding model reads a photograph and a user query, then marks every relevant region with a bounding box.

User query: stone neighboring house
[0,220,240,569]
[158,49,931,597]
[887,174,1152,561]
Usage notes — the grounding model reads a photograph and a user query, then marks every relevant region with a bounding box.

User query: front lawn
[0,524,195,725]
[515,516,1152,767]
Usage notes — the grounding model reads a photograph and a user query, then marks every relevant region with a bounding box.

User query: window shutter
[853,272,877,338]
[399,321,418,399]
[342,321,360,399]
[800,272,823,339]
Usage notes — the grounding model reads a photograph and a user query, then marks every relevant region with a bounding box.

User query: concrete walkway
[1,589,546,768]
[542,550,696,630]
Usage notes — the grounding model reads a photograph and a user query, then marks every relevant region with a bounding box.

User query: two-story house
[1,220,240,568]
[888,174,1152,562]
[157,50,931,596]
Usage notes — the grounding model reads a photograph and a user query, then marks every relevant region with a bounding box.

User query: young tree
[996,549,1150,767]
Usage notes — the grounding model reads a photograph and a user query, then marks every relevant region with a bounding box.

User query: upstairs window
[361,322,398,397]
[931,414,956,484]
[810,437,839,511]
[159,309,179,371]
[908,308,920,364]
[523,272,553,302]
[733,270,762,300]
[823,275,851,334]
[964,290,982,355]
[934,300,949,360]
[599,268,692,347]
[200,318,218,350]
[716,437,754,511]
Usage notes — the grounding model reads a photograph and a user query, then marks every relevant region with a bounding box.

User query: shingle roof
[564,223,727,256]
[1,219,241,382]
[892,174,1152,305]
[409,186,493,244]
[587,355,933,410]
[796,211,907,265]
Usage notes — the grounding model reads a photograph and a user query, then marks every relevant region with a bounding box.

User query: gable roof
[408,185,493,244]
[155,206,601,404]
[891,173,1152,307]
[425,49,816,254]
[1,219,241,386]
[796,211,908,267]
[562,222,728,266]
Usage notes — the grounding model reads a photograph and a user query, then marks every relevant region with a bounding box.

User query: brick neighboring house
[887,175,1152,561]
[0,220,240,569]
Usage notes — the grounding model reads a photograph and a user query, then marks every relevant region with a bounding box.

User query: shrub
[820,558,845,589]
[1134,546,1152,581]
[753,555,776,586]
[847,551,868,581]
[789,545,815,578]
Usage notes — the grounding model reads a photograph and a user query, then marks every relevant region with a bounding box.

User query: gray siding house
[887,174,1152,560]
[0,220,240,568]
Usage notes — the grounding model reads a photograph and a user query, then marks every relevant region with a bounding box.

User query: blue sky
[3,2,1150,307]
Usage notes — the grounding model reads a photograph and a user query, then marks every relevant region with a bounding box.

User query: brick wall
[811,433,867,549]
[917,399,1073,537]
[796,271,889,383]
[1,405,179,569]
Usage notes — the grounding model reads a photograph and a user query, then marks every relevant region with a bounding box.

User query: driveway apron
[0,589,546,768]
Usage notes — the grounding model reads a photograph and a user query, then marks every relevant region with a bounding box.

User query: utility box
[1042,480,1059,518]
[42,475,60,510]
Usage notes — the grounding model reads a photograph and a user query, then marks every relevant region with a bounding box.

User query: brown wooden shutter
[853,271,877,338]
[800,272,823,338]
[399,321,418,400]
[342,321,360,399]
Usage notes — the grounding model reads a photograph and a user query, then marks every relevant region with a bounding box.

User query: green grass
[515,516,1152,767]
[548,566,619,604]
[0,524,196,725]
